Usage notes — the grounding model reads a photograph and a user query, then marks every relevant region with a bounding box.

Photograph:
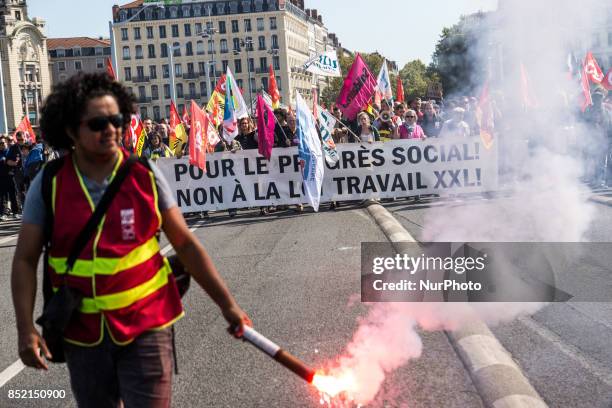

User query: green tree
[430,17,485,96]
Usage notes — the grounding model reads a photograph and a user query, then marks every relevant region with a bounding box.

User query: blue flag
[296,92,324,212]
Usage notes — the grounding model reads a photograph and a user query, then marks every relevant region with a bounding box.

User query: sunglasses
[406,116,417,119]
[82,114,124,132]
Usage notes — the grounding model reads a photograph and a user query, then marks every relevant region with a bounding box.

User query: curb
[589,195,612,207]
[363,201,548,408]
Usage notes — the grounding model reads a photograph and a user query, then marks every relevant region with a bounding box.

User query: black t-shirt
[5,144,22,176]
[274,125,293,148]
[235,131,258,150]
[0,149,9,179]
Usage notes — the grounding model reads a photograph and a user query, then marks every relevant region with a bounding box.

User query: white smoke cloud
[322,0,605,405]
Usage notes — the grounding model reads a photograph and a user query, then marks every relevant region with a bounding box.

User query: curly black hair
[40,73,136,150]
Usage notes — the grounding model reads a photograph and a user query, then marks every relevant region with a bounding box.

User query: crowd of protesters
[1,84,611,222]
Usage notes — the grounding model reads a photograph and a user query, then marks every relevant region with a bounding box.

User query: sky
[26,0,498,67]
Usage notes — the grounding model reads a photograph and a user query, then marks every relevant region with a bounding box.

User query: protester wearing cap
[439,107,471,138]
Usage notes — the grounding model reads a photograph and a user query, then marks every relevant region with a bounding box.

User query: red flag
[601,68,612,91]
[584,52,604,84]
[396,76,405,103]
[268,65,280,109]
[182,104,190,125]
[105,57,116,80]
[256,94,275,160]
[189,100,208,171]
[580,63,593,112]
[520,63,539,109]
[13,116,35,143]
[124,114,147,156]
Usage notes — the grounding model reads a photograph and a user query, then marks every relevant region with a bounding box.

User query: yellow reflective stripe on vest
[48,237,161,277]
[78,263,171,313]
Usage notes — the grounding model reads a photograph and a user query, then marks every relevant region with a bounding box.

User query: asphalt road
[382,190,612,408]
[0,205,484,408]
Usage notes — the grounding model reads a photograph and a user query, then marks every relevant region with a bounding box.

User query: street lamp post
[168,44,177,103]
[234,39,255,111]
[201,25,218,104]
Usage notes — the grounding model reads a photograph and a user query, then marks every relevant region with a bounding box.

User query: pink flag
[256,94,275,160]
[336,54,376,120]
[189,100,208,171]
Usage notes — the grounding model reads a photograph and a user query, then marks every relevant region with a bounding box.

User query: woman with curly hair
[11,73,251,408]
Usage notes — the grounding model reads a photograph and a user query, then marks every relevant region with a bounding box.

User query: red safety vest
[47,150,183,346]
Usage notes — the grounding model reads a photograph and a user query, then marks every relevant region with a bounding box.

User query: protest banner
[156,138,499,212]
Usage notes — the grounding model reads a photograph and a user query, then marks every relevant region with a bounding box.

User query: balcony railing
[183,72,198,79]
[137,96,152,103]
[132,76,150,83]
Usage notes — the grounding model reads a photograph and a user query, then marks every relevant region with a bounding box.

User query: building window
[164,84,171,99]
[138,86,146,99]
[250,77,256,92]
[173,42,181,57]
[150,65,157,79]
[165,105,170,119]
[270,17,277,30]
[219,21,226,34]
[137,66,145,79]
[233,38,241,52]
[172,24,179,38]
[74,60,82,71]
[15,10,21,20]
[146,26,154,39]
[169,6,178,18]
[134,27,141,40]
[140,107,148,119]
[57,48,65,57]
[257,18,264,31]
[135,45,143,59]
[261,77,268,91]
[245,37,254,51]
[234,59,242,73]
[175,63,182,77]
[57,61,66,71]
[258,36,266,50]
[237,79,243,89]
[194,5,202,17]
[122,46,130,60]
[186,42,193,56]
[244,19,252,32]
[176,83,184,98]
[231,20,239,33]
[145,7,152,20]
[184,23,192,36]
[259,57,267,71]
[196,41,205,55]
[124,67,132,80]
[121,28,128,41]
[182,5,191,17]
[248,58,254,72]
[189,82,196,98]
[200,82,207,97]
[162,64,170,78]
[271,35,278,49]
[222,60,229,72]
[195,23,203,35]
[159,26,166,39]
[148,44,156,58]
[151,85,159,100]
[73,47,81,57]
[161,43,168,58]
[96,58,104,69]
[220,39,228,53]
[273,56,280,70]
[153,106,161,121]
[276,76,282,91]
[187,62,195,75]
[208,40,215,54]
[95,47,103,56]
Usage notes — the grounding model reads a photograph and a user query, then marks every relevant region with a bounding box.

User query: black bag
[167,255,190,298]
[37,155,137,363]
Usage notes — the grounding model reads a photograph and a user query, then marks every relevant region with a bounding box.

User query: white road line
[0,360,25,388]
[0,235,18,245]
[0,220,207,389]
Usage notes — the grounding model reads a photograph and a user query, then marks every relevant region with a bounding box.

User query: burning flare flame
[311,370,357,401]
